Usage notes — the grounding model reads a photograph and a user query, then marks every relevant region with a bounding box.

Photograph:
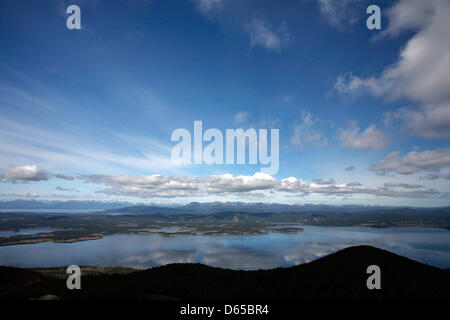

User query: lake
[0,225,449,270]
[0,228,58,238]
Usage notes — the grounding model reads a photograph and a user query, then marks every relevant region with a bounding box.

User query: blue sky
[0,0,449,206]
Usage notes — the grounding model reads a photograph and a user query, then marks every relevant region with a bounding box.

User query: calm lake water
[0,228,57,238]
[0,226,449,270]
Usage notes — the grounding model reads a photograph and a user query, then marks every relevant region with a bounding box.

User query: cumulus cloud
[312,178,335,185]
[234,111,249,125]
[334,0,450,139]
[344,165,355,171]
[204,173,277,193]
[79,172,448,200]
[291,111,327,149]
[279,176,442,199]
[0,165,50,182]
[82,172,277,198]
[381,0,436,37]
[84,174,200,190]
[245,18,291,52]
[278,176,309,193]
[85,174,202,198]
[386,103,450,140]
[371,148,450,175]
[338,124,388,150]
[0,165,74,183]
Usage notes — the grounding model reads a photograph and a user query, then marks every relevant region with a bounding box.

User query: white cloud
[234,111,249,125]
[386,103,450,139]
[279,176,309,193]
[0,164,74,183]
[84,174,200,190]
[2,166,442,200]
[279,176,441,199]
[371,148,450,175]
[291,111,327,149]
[334,0,450,139]
[82,172,277,198]
[78,172,448,200]
[1,165,50,182]
[338,124,388,150]
[245,18,291,52]
[192,2,291,53]
[193,0,224,18]
[317,0,363,29]
[205,172,277,193]
[0,119,179,175]
[381,0,435,37]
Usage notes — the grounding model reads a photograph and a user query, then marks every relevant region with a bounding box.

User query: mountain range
[3,199,445,212]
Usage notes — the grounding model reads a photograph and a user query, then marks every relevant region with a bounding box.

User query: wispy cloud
[291,111,327,149]
[0,119,181,175]
[56,186,77,192]
[245,18,292,52]
[233,111,249,125]
[316,0,364,29]
[193,0,224,18]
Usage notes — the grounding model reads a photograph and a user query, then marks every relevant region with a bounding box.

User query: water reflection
[0,226,449,269]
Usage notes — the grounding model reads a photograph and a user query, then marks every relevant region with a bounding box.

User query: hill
[1,245,449,300]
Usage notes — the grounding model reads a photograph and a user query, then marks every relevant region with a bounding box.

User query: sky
[0,0,449,206]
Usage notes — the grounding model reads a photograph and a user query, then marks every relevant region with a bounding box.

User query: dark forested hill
[1,246,449,300]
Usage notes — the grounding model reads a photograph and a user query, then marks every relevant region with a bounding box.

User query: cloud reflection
[0,226,449,269]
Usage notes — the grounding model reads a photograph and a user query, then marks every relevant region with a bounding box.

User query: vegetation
[1,246,449,300]
[0,207,449,246]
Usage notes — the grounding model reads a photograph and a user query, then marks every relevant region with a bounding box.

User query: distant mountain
[1,200,448,216]
[95,202,398,216]
[101,205,181,215]
[177,201,401,213]
[1,245,449,300]
[0,200,402,212]
[0,200,140,210]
